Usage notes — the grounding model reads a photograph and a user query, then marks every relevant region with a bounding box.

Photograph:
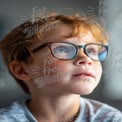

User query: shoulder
[0,100,29,122]
[80,97,122,121]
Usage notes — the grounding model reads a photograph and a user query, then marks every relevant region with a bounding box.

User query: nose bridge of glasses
[77,45,87,56]
[78,45,85,51]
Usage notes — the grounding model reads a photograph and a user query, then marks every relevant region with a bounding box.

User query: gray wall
[0,0,122,111]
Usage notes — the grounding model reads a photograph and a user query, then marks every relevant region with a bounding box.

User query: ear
[9,61,32,81]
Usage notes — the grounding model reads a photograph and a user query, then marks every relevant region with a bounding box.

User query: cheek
[94,63,102,80]
[42,57,62,75]
[30,55,70,88]
[31,58,58,77]
[41,55,71,76]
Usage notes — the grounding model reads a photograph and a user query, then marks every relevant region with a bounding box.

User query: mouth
[72,71,95,78]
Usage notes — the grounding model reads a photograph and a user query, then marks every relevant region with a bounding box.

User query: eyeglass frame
[32,42,109,62]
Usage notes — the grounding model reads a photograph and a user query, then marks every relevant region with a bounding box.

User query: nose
[73,49,93,66]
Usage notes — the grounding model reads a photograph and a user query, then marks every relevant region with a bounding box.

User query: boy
[0,12,122,122]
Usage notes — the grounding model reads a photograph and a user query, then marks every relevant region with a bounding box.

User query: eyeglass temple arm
[32,43,47,53]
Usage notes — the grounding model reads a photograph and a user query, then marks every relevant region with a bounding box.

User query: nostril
[74,53,93,66]
[79,61,85,64]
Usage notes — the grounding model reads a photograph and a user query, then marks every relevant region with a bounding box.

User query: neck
[27,94,81,122]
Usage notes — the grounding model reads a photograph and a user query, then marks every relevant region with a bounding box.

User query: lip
[72,70,95,78]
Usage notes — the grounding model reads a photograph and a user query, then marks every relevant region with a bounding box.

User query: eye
[87,48,98,55]
[53,46,70,53]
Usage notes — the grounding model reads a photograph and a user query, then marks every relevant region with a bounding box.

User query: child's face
[29,25,102,95]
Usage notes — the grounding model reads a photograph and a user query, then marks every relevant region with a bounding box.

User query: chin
[80,89,94,95]
[69,85,96,95]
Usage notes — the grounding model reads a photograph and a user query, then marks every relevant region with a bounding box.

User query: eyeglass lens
[50,43,108,61]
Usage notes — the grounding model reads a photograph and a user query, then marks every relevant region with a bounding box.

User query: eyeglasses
[32,42,109,62]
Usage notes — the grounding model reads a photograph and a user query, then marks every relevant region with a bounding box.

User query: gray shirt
[0,97,122,122]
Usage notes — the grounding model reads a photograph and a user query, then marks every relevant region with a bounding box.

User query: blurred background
[0,0,122,111]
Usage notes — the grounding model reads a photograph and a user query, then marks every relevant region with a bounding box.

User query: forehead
[42,24,72,42]
[34,24,96,47]
[65,32,96,44]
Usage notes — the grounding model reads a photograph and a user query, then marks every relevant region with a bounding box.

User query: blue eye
[87,48,98,55]
[54,46,70,53]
